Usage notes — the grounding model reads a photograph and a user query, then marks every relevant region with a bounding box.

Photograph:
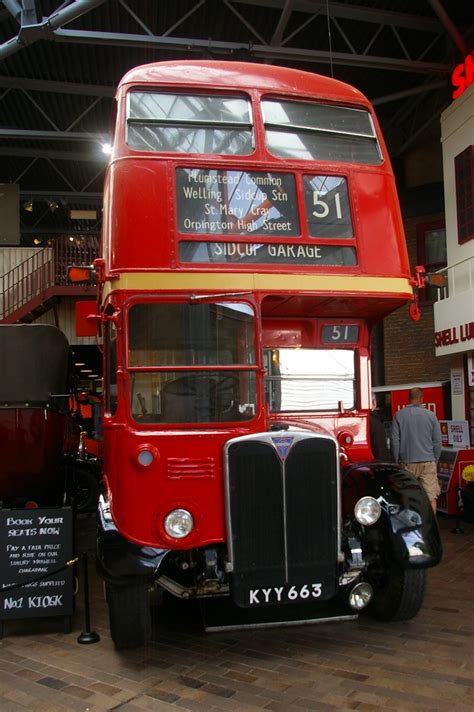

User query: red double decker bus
[78,61,441,648]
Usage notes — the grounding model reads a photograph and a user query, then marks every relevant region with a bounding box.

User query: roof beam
[232,0,443,32]
[372,81,447,106]
[0,0,107,60]
[2,0,21,23]
[427,0,468,56]
[0,75,114,97]
[52,29,451,74]
[0,128,105,141]
[21,0,38,27]
[1,146,105,162]
[21,190,102,202]
[271,0,295,46]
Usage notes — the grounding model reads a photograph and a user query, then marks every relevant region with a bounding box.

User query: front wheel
[106,580,151,649]
[366,563,426,621]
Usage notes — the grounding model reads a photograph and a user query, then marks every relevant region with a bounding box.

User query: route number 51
[312,191,342,220]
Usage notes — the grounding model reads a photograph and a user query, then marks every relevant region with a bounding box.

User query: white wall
[441,84,474,279]
[0,247,42,276]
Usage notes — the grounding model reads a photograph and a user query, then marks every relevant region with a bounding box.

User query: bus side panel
[350,173,410,277]
[106,161,172,271]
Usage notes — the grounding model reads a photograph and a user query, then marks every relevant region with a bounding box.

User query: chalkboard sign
[0,507,73,623]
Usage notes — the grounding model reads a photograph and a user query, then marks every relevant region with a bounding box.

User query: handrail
[433,254,474,302]
[0,249,54,320]
[433,254,474,274]
[0,236,100,321]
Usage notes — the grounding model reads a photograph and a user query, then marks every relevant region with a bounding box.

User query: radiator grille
[226,433,339,608]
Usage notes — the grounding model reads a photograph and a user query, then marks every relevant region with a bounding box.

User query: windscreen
[263,99,382,165]
[265,348,356,412]
[128,302,257,423]
[127,92,253,155]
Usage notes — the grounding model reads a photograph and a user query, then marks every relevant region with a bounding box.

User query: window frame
[455,146,474,245]
[125,90,255,156]
[261,97,383,165]
[264,346,357,413]
[124,296,261,426]
[104,319,118,417]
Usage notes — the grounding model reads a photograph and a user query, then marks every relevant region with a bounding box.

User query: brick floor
[0,515,473,711]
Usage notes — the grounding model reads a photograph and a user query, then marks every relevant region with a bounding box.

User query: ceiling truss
[0,0,471,239]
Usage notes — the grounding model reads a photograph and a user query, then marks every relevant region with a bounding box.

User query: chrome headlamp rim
[354,496,381,526]
[164,508,194,539]
[349,581,373,610]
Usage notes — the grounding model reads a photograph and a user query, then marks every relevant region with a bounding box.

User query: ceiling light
[102,142,112,155]
[23,200,33,212]
[80,369,93,373]
[75,362,85,367]
[33,238,42,246]
[48,201,59,212]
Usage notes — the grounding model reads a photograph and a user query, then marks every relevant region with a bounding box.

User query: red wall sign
[452,52,474,100]
[391,386,445,419]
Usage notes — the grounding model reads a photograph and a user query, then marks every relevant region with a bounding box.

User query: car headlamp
[164,509,194,539]
[349,582,373,610]
[354,496,381,526]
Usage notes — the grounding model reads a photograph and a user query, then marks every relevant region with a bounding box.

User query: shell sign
[462,465,474,482]
[452,52,474,100]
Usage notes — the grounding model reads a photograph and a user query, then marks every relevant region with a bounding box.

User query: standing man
[391,387,442,512]
[370,395,390,460]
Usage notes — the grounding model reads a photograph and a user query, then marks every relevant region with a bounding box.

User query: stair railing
[0,249,54,320]
[0,236,100,321]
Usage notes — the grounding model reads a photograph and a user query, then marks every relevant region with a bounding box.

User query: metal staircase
[0,237,99,323]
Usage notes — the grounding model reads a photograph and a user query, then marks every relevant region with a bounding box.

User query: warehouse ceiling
[0,0,473,241]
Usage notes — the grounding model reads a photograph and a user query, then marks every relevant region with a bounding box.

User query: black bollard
[451,489,465,534]
[77,552,100,644]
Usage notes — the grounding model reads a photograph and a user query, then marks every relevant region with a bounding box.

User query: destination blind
[176,168,299,236]
[176,168,357,265]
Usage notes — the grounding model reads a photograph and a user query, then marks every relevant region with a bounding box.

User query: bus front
[97,62,442,649]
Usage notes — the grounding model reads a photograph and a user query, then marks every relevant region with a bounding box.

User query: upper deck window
[263,99,382,165]
[126,92,254,155]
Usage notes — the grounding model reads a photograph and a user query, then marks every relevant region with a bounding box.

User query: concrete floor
[0,515,473,712]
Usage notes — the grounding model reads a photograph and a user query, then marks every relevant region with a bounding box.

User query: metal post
[77,552,100,644]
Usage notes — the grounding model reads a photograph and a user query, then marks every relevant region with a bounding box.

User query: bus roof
[118,60,369,106]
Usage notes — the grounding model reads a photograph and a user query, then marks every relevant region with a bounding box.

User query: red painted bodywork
[100,61,413,549]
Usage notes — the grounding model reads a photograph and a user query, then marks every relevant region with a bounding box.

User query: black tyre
[366,562,426,621]
[74,465,99,513]
[106,580,151,649]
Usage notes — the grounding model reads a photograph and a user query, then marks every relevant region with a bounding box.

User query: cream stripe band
[103,271,413,297]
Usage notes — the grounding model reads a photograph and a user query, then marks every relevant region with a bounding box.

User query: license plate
[247,582,323,606]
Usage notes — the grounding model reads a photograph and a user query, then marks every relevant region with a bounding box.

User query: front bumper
[97,492,169,584]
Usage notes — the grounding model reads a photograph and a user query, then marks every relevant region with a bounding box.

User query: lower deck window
[130,371,256,423]
[127,300,257,424]
[265,348,356,412]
